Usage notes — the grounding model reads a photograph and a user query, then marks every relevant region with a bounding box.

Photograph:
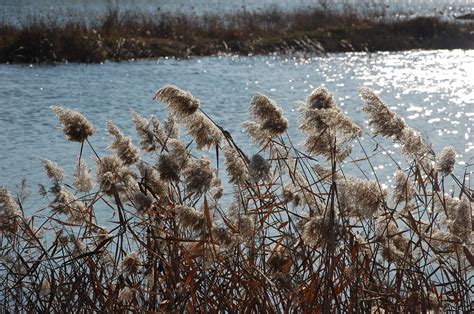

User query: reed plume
[132,111,162,152]
[1,84,472,312]
[0,186,21,234]
[435,146,456,176]
[154,85,200,117]
[248,93,288,137]
[42,159,65,182]
[74,158,94,193]
[106,120,140,165]
[359,87,406,139]
[96,155,136,196]
[300,87,361,161]
[51,106,95,142]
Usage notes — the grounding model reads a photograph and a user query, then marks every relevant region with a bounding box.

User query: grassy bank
[1,8,473,63]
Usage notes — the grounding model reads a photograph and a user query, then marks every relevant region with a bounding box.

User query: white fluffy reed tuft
[359,88,430,158]
[223,146,250,183]
[157,154,180,182]
[42,159,65,182]
[96,155,136,196]
[74,159,94,193]
[435,146,456,176]
[163,114,180,140]
[174,205,206,232]
[154,85,200,117]
[183,157,214,195]
[399,127,430,157]
[137,162,165,197]
[133,192,153,213]
[338,177,387,218]
[0,186,21,234]
[106,120,140,165]
[132,112,163,152]
[392,170,416,203]
[301,214,333,248]
[51,106,95,142]
[242,121,271,146]
[182,111,222,150]
[49,187,88,224]
[121,251,141,275]
[249,154,270,182]
[449,196,472,242]
[248,93,288,137]
[118,287,135,304]
[359,87,406,139]
[300,87,361,161]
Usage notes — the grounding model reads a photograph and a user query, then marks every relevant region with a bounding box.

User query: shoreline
[1,9,473,63]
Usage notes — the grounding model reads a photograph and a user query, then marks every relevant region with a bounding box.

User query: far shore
[1,8,473,63]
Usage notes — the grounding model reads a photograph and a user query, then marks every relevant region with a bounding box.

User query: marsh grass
[0,6,473,63]
[0,85,472,312]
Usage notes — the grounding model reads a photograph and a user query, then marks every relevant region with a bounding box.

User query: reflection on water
[0,49,472,217]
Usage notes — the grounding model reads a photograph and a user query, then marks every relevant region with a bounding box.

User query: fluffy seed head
[106,120,140,165]
[154,85,200,117]
[392,170,416,203]
[137,162,165,197]
[132,112,161,152]
[163,114,180,140]
[242,121,270,146]
[449,196,472,242]
[183,157,214,195]
[74,159,94,193]
[121,251,141,275]
[182,112,222,150]
[42,159,65,182]
[51,106,95,142]
[300,87,360,161]
[435,146,456,176]
[249,154,270,182]
[168,139,190,169]
[49,187,88,224]
[307,87,336,109]
[249,93,288,137]
[359,87,407,139]
[174,205,206,232]
[96,155,136,196]
[133,192,153,213]
[0,186,21,234]
[223,146,250,183]
[399,127,430,157]
[301,214,333,248]
[338,177,387,218]
[118,287,135,304]
[157,154,180,182]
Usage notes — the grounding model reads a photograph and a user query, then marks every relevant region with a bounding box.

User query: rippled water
[0,50,472,217]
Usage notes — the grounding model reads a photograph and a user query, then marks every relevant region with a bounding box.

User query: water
[1,0,473,24]
[0,50,473,219]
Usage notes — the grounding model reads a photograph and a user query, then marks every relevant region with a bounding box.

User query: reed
[0,85,472,312]
[0,7,473,63]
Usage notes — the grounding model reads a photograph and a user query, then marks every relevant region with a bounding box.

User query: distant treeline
[0,7,473,63]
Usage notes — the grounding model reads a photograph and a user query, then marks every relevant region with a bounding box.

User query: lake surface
[0,50,473,218]
[1,0,472,23]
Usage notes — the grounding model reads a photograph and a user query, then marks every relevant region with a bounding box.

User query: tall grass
[0,85,472,311]
[1,7,473,63]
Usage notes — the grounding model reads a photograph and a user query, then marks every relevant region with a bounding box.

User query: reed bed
[1,7,473,63]
[0,85,472,312]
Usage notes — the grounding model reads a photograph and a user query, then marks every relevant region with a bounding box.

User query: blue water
[0,50,473,219]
